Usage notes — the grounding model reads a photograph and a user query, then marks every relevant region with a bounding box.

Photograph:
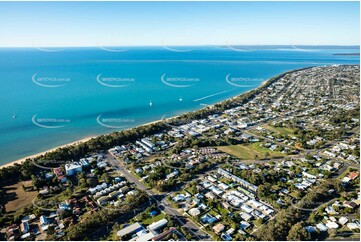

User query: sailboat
[179,96,183,102]
[149,100,153,107]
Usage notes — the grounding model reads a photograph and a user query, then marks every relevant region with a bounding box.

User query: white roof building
[316,223,328,232]
[148,219,168,232]
[325,221,339,229]
[65,162,82,176]
[189,208,201,217]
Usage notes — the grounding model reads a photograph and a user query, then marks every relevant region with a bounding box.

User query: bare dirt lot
[2,180,37,212]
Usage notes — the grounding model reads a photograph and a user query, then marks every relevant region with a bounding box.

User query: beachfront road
[106,153,212,241]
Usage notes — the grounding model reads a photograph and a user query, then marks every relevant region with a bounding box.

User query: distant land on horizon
[0,45,359,49]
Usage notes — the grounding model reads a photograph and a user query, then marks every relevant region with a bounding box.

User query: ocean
[0,46,359,165]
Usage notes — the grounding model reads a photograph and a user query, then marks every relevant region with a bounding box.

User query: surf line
[193,88,235,102]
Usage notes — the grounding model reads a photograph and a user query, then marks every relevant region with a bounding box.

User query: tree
[101,173,111,184]
[287,222,311,241]
[257,184,271,198]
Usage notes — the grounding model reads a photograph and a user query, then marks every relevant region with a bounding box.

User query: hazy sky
[0,1,359,47]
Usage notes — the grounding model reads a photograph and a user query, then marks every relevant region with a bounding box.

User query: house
[324,151,336,157]
[342,176,352,183]
[222,202,230,209]
[40,215,48,226]
[97,196,109,205]
[325,206,338,215]
[305,226,317,233]
[39,186,50,195]
[240,212,253,221]
[20,233,31,240]
[59,203,71,211]
[79,158,90,167]
[20,222,29,234]
[135,168,143,174]
[5,224,20,241]
[343,201,357,210]
[166,170,179,180]
[347,222,360,230]
[173,194,186,202]
[218,182,229,190]
[198,203,208,210]
[188,208,201,217]
[53,168,67,182]
[21,214,36,223]
[210,186,223,196]
[213,223,225,234]
[221,233,232,241]
[325,221,339,229]
[338,217,348,225]
[205,191,216,200]
[120,186,130,194]
[201,214,217,224]
[316,223,328,232]
[302,171,316,179]
[53,167,63,177]
[240,221,251,230]
[44,172,53,180]
[241,204,254,214]
[207,175,217,183]
[347,172,359,180]
[109,190,121,199]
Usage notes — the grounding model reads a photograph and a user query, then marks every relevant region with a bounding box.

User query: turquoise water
[0,46,359,165]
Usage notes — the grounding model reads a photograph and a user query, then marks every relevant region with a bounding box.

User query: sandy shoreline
[0,136,96,169]
[0,118,173,169]
[0,75,274,170]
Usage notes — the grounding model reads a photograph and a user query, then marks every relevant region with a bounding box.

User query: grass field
[140,212,166,226]
[3,180,37,212]
[263,124,296,136]
[217,142,285,160]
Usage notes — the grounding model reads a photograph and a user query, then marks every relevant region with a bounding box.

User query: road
[106,153,212,240]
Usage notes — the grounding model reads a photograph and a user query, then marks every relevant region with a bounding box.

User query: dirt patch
[2,180,37,212]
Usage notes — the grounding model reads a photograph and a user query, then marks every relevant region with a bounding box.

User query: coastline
[0,67,307,170]
[0,118,174,169]
[0,136,96,169]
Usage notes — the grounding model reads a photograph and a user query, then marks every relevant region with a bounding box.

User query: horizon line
[0,44,360,48]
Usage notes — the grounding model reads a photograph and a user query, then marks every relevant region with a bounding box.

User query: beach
[0,136,96,169]
[0,117,174,169]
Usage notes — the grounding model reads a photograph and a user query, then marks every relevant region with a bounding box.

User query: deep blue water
[0,46,359,165]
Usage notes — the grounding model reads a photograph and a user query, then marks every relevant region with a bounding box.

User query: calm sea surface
[0,46,359,165]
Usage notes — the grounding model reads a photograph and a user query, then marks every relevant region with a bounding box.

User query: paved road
[106,153,212,240]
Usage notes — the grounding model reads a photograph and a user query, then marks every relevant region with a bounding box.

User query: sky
[0,1,359,47]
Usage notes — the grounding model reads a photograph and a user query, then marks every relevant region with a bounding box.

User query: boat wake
[193,89,235,102]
